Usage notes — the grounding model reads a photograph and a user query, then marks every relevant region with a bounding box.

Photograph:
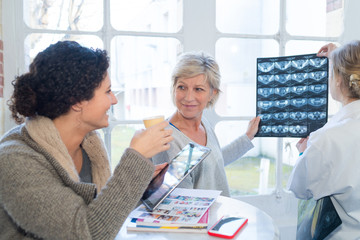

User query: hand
[143,162,169,199]
[130,121,173,158]
[246,116,261,140]
[317,43,338,58]
[152,162,169,179]
[296,137,309,154]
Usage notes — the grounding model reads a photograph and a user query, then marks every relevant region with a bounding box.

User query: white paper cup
[143,115,165,128]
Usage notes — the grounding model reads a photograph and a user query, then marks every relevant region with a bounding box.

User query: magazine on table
[127,188,221,233]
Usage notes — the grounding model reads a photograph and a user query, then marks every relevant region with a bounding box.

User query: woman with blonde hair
[152,51,260,197]
[288,40,360,238]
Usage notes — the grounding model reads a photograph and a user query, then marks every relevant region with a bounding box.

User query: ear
[210,88,218,99]
[212,88,218,96]
[71,103,83,112]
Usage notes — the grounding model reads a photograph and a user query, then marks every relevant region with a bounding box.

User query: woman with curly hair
[0,41,173,239]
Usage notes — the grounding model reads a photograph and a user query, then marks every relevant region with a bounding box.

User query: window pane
[25,34,103,68]
[110,124,142,170]
[216,121,276,196]
[285,40,328,56]
[216,0,279,34]
[110,36,181,121]
[286,0,343,37]
[24,0,103,31]
[215,38,279,117]
[282,137,300,189]
[110,0,182,33]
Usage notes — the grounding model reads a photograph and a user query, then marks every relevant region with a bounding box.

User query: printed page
[130,188,221,225]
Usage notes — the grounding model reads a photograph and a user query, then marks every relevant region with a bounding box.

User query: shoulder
[0,124,36,155]
[0,125,49,180]
[310,118,360,147]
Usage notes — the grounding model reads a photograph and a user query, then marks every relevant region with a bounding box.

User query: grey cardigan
[152,116,253,197]
[0,116,154,239]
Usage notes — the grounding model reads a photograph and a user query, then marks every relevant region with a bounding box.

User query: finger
[160,143,171,152]
[163,129,173,137]
[155,162,168,171]
[162,135,174,145]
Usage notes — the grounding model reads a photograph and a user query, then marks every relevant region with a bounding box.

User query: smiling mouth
[183,103,197,108]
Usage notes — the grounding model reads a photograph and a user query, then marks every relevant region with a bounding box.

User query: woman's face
[174,74,216,120]
[78,73,118,131]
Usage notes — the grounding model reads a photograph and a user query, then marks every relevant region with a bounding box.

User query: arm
[222,134,254,166]
[222,116,259,165]
[0,145,154,239]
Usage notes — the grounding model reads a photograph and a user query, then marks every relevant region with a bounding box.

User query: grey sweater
[152,117,253,197]
[0,116,154,240]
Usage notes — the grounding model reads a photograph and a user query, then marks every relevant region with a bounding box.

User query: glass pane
[216,0,279,34]
[282,137,300,189]
[24,0,103,31]
[110,0,182,33]
[110,36,181,121]
[25,34,103,69]
[216,121,276,196]
[110,124,142,170]
[286,40,341,116]
[215,38,279,117]
[285,40,328,56]
[286,0,343,37]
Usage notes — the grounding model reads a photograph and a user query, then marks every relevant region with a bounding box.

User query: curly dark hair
[8,41,109,124]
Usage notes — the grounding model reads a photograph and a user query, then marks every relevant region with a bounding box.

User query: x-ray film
[256,54,328,137]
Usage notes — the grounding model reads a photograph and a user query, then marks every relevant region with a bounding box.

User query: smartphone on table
[208,216,248,239]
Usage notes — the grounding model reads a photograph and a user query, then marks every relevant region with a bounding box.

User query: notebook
[141,142,211,211]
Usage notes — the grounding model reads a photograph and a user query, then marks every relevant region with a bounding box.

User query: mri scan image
[256,53,328,137]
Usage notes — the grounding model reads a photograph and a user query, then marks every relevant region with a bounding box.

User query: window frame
[3,0,340,198]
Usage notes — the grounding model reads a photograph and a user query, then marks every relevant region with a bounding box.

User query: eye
[195,88,204,92]
[177,85,185,90]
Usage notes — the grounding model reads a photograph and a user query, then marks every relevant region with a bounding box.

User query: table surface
[116,196,280,240]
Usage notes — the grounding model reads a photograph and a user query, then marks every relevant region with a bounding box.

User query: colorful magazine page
[297,196,342,240]
[130,188,221,226]
[135,208,209,227]
[126,220,208,233]
[256,53,328,137]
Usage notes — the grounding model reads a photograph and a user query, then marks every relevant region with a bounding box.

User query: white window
[5,0,343,197]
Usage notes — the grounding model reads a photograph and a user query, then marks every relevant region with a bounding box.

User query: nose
[184,89,194,101]
[111,92,118,105]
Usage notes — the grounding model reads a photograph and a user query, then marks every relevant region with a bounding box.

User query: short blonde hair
[331,40,360,99]
[171,51,221,107]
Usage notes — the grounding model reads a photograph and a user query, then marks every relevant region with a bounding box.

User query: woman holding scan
[288,40,360,238]
[0,41,173,239]
[152,52,260,197]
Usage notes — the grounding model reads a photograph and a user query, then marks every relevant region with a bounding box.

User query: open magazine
[127,188,221,233]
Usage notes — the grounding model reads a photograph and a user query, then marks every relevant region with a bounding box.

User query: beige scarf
[25,116,111,192]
